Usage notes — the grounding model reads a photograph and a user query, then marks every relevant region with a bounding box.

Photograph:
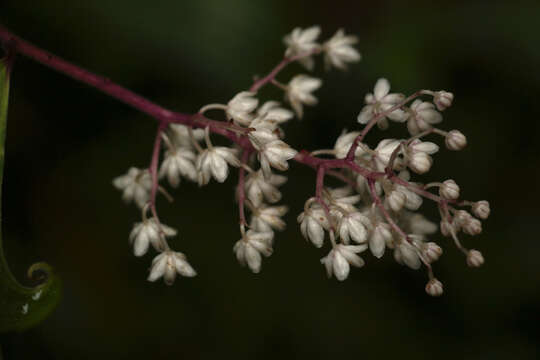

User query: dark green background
[0,0,538,359]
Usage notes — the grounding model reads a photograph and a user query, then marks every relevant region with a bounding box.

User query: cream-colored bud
[445,130,467,151]
[440,179,460,200]
[425,278,444,296]
[472,201,490,219]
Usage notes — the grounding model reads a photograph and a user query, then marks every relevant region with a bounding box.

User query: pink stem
[149,124,166,221]
[236,150,250,226]
[249,50,320,92]
[0,26,455,212]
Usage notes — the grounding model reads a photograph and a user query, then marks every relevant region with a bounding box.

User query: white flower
[159,147,197,187]
[433,91,454,111]
[386,188,406,212]
[394,241,421,270]
[425,278,443,296]
[326,187,361,212]
[369,222,392,258]
[466,249,484,267]
[321,244,368,281]
[298,207,330,248]
[113,167,152,208]
[323,28,361,70]
[169,124,204,148]
[357,78,408,129]
[445,130,467,151]
[250,205,288,232]
[255,139,297,179]
[283,26,321,70]
[408,139,440,155]
[196,147,240,185]
[286,75,322,119]
[333,131,366,159]
[148,251,196,285]
[245,170,287,207]
[233,230,274,273]
[338,212,370,244]
[472,201,490,219]
[226,91,258,126]
[439,179,460,200]
[406,140,439,174]
[373,139,402,171]
[129,218,177,256]
[406,100,443,135]
[257,101,294,124]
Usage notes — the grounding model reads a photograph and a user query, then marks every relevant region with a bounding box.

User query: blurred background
[0,0,538,359]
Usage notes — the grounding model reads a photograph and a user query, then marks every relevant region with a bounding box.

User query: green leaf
[0,56,62,332]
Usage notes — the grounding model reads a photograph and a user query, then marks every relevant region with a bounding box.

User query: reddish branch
[0,25,447,226]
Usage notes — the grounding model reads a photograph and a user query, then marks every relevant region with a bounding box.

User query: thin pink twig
[249,49,320,92]
[236,150,251,226]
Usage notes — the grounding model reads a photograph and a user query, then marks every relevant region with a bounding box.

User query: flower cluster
[113,26,489,296]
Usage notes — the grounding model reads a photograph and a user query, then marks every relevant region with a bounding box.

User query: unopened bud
[434,91,454,111]
[466,249,484,267]
[387,190,406,212]
[472,200,490,219]
[445,130,467,151]
[440,179,460,200]
[425,278,444,296]
[409,152,432,174]
[463,218,482,236]
[423,242,443,263]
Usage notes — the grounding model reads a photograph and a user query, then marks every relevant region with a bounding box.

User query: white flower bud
[433,91,454,111]
[463,218,482,236]
[148,251,196,285]
[129,219,177,256]
[233,230,274,273]
[369,222,392,258]
[320,244,368,281]
[250,205,288,233]
[422,242,443,263]
[338,212,369,244]
[196,147,240,185]
[439,179,460,200]
[386,189,406,212]
[298,208,329,248]
[394,242,421,270]
[455,209,472,222]
[408,152,433,174]
[445,130,467,151]
[472,201,490,219]
[466,249,485,267]
[425,278,444,296]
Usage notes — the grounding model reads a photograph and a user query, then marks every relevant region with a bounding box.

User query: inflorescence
[112,26,490,296]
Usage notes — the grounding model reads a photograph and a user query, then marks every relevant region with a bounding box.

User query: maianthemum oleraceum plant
[0,24,490,331]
